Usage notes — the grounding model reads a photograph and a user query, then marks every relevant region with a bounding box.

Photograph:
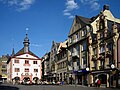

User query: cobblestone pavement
[0,83,120,90]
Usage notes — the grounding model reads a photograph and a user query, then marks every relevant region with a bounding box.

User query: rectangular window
[82,41,86,51]
[25,68,29,72]
[107,43,113,51]
[93,47,97,55]
[15,68,20,72]
[82,56,87,65]
[100,33,104,39]
[33,61,37,64]
[81,30,86,36]
[14,60,19,63]
[93,61,97,69]
[100,46,105,53]
[25,60,29,64]
[2,65,6,68]
[34,69,38,72]
[76,33,79,41]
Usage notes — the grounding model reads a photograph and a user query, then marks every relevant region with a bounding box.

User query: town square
[0,0,120,90]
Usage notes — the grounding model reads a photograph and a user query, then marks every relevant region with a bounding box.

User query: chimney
[103,5,109,11]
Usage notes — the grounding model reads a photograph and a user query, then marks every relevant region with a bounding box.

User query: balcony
[92,55,97,61]
[81,64,86,69]
[92,67,96,70]
[98,55,104,60]
[72,51,79,58]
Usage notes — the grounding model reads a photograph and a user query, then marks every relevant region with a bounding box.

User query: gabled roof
[76,15,91,24]
[13,48,40,59]
[7,48,40,64]
[68,15,91,36]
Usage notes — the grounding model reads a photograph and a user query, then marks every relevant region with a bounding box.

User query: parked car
[0,78,3,84]
[14,77,20,84]
[32,77,39,85]
[22,77,32,85]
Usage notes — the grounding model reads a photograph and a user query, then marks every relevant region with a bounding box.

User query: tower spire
[11,48,15,56]
[23,28,30,53]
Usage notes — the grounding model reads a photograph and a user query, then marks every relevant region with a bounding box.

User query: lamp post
[86,67,90,86]
[110,64,115,87]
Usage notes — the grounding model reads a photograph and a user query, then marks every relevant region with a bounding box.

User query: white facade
[7,53,42,82]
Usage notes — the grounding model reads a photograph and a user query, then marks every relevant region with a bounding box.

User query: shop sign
[77,69,88,73]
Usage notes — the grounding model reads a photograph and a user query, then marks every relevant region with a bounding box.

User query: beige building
[41,52,50,81]
[49,41,60,82]
[88,5,120,87]
[68,14,90,85]
[67,5,120,87]
[56,40,68,83]
[42,5,120,88]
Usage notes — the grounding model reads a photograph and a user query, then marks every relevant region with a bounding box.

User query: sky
[0,0,120,58]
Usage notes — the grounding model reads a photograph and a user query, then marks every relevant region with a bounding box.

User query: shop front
[77,69,89,86]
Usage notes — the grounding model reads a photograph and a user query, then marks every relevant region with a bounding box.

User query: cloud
[63,0,79,19]
[64,0,79,12]
[63,12,71,16]
[68,15,74,19]
[63,0,100,19]
[80,0,100,11]
[0,0,35,11]
[31,43,42,47]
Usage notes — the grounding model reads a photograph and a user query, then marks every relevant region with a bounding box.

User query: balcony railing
[81,64,86,69]
[72,51,79,58]
[99,66,104,70]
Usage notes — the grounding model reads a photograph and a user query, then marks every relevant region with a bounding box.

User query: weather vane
[26,27,29,35]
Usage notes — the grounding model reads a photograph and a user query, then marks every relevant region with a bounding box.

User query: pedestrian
[13,79,15,85]
[97,79,101,87]
[95,78,98,87]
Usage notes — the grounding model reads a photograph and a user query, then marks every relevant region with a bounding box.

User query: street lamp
[86,67,89,71]
[111,64,115,69]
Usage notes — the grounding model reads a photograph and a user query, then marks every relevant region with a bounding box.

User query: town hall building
[7,33,42,83]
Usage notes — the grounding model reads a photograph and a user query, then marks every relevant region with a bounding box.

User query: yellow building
[0,55,9,80]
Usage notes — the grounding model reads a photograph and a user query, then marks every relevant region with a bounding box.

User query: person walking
[97,79,101,87]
